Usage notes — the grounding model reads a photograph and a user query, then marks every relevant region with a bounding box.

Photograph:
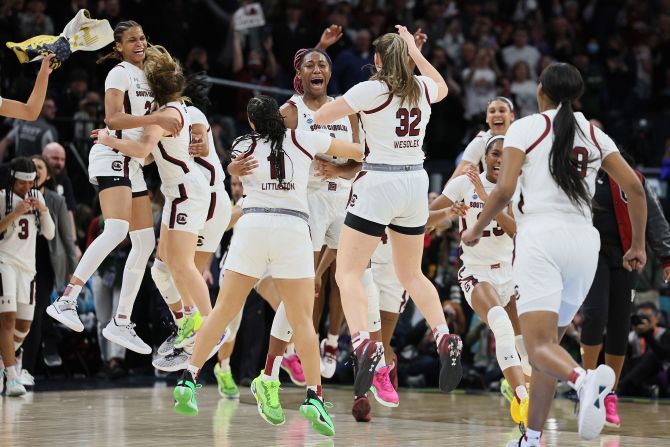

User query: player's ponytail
[144,45,186,106]
[371,33,421,107]
[539,63,590,210]
[97,21,142,64]
[183,72,212,114]
[232,96,290,184]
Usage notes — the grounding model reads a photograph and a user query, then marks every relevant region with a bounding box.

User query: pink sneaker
[370,365,399,407]
[604,393,620,428]
[280,354,306,386]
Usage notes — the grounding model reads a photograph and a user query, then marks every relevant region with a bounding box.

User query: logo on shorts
[349,194,358,207]
[176,213,188,225]
[111,161,123,172]
[197,235,204,247]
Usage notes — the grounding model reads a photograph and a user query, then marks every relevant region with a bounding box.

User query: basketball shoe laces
[264,381,281,408]
[375,366,393,392]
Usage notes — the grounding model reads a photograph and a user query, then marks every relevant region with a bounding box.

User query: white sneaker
[20,369,35,387]
[102,319,152,355]
[153,349,190,372]
[577,365,615,440]
[319,339,337,379]
[6,378,26,397]
[47,297,84,332]
[157,326,179,356]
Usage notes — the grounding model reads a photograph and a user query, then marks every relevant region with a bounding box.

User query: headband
[12,170,36,181]
[485,135,505,152]
[488,96,514,112]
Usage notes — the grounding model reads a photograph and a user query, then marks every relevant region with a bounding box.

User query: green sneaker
[250,371,285,426]
[214,363,240,399]
[173,371,200,416]
[175,311,203,349]
[299,389,335,437]
[500,378,514,404]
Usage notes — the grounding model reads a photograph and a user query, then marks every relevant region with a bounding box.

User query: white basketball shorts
[88,143,147,194]
[457,263,515,308]
[197,187,232,253]
[0,263,35,320]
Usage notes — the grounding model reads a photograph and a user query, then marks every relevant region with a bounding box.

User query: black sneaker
[438,333,463,392]
[352,339,383,398]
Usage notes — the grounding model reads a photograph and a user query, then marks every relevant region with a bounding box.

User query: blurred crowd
[1,0,669,397]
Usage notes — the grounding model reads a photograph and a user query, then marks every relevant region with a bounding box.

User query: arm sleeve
[342,81,385,113]
[417,76,439,104]
[37,192,55,240]
[442,176,465,203]
[503,116,536,153]
[295,130,331,157]
[104,65,130,92]
[461,133,486,164]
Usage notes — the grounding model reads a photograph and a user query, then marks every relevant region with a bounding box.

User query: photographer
[619,302,670,397]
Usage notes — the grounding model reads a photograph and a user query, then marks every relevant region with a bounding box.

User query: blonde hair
[144,45,186,106]
[371,33,421,107]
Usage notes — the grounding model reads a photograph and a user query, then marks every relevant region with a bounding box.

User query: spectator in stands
[0,96,58,159]
[437,19,465,63]
[510,61,538,118]
[573,52,606,120]
[57,69,89,135]
[332,28,373,94]
[42,142,80,259]
[271,0,316,74]
[619,302,670,397]
[185,47,209,75]
[17,0,54,41]
[502,28,540,77]
[72,92,102,148]
[462,47,497,121]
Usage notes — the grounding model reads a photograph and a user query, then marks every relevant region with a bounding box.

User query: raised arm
[396,25,448,102]
[0,56,53,121]
[313,97,355,125]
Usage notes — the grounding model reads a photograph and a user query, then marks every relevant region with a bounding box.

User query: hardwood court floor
[1,385,668,446]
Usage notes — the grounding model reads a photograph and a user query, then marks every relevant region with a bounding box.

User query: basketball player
[313,25,463,398]
[92,46,222,362]
[0,158,55,396]
[430,136,529,427]
[0,55,53,121]
[449,97,515,180]
[151,73,232,371]
[172,95,363,438]
[460,63,647,445]
[47,22,181,354]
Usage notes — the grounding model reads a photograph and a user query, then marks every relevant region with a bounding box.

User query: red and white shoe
[280,354,306,386]
[319,339,338,379]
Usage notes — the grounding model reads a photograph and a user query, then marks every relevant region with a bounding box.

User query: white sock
[522,428,541,446]
[116,228,154,320]
[186,364,200,379]
[72,218,129,283]
[515,385,528,401]
[263,354,282,381]
[218,357,230,372]
[352,331,370,351]
[433,324,450,347]
[285,343,296,357]
[568,367,587,391]
[375,355,387,372]
[6,365,18,381]
[326,333,338,347]
[62,284,82,300]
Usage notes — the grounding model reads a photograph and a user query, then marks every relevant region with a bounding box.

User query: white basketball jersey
[187,105,226,191]
[288,95,353,192]
[504,109,619,227]
[342,75,438,165]
[232,129,332,215]
[0,189,45,274]
[443,173,514,267]
[104,61,154,144]
[461,129,492,167]
[151,101,197,185]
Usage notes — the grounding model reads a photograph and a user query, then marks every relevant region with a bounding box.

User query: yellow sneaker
[510,396,529,427]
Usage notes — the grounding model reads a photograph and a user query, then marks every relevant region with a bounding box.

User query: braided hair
[4,157,40,234]
[183,72,212,114]
[292,48,333,95]
[232,95,290,184]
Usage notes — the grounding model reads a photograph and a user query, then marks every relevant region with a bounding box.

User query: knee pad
[103,218,130,246]
[515,335,532,377]
[270,302,293,342]
[365,269,381,332]
[225,307,243,342]
[488,306,520,371]
[13,328,29,340]
[128,228,156,270]
[151,260,181,305]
